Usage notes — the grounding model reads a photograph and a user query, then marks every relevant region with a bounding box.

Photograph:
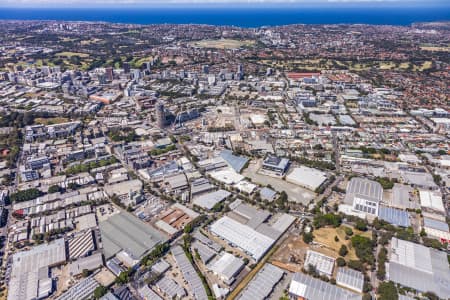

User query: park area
[313,225,372,260]
[270,224,372,273]
[189,39,255,49]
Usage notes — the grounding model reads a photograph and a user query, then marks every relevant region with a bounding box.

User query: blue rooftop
[378,206,410,227]
[220,150,249,173]
[424,217,449,232]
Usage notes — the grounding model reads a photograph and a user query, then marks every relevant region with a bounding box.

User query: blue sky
[0,0,448,8]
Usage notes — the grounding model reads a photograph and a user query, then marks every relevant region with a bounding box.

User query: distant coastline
[0,7,449,27]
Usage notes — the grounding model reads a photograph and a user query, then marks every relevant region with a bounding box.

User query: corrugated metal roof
[388,237,450,299]
[336,268,364,292]
[378,206,410,227]
[289,273,362,300]
[424,217,450,232]
[171,246,208,300]
[238,264,284,300]
[99,211,167,259]
[345,177,383,202]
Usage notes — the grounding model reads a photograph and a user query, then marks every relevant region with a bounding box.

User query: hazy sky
[0,0,448,8]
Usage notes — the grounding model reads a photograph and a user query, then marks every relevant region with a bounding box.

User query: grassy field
[313,225,372,260]
[34,117,69,125]
[190,39,255,49]
[56,52,90,58]
[420,45,450,52]
[260,58,434,72]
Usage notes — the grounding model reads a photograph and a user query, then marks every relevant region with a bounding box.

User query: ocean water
[0,7,449,27]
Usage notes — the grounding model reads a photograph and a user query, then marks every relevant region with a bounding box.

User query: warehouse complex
[289,272,362,300]
[8,238,67,300]
[99,211,168,260]
[387,237,450,299]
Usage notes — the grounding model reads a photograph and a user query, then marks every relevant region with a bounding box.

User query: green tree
[339,245,348,257]
[378,281,398,300]
[93,286,108,299]
[48,185,61,194]
[303,232,314,244]
[336,257,346,267]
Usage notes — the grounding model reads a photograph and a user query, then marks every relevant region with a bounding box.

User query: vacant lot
[313,225,372,260]
[270,234,308,273]
[190,39,255,49]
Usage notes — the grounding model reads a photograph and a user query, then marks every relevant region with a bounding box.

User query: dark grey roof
[99,211,167,259]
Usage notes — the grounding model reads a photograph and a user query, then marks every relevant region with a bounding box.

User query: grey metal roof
[193,231,222,252]
[99,211,167,259]
[209,252,244,281]
[238,264,284,300]
[336,268,364,292]
[192,240,217,264]
[289,273,362,300]
[345,177,383,203]
[423,217,450,232]
[220,150,249,173]
[171,246,208,300]
[378,206,410,227]
[260,187,276,200]
[388,237,450,299]
[193,189,231,210]
[155,276,186,299]
[56,275,99,300]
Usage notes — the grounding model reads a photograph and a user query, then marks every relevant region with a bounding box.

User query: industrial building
[289,273,362,300]
[171,245,208,300]
[340,177,382,217]
[419,190,445,212]
[336,267,364,293]
[238,263,284,300]
[378,206,410,228]
[220,149,249,173]
[193,189,231,210]
[99,211,167,260]
[422,217,450,244]
[8,238,67,300]
[304,250,335,277]
[210,216,274,261]
[387,237,450,299]
[209,252,245,285]
[286,166,327,191]
[261,155,290,176]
